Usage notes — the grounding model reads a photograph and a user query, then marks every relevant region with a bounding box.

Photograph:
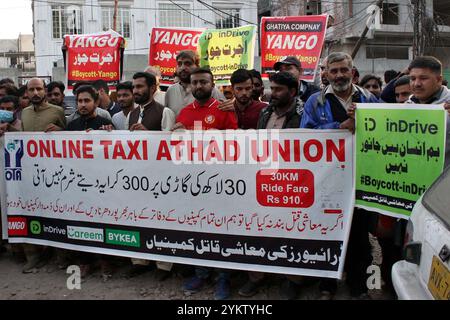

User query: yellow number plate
[428,255,450,300]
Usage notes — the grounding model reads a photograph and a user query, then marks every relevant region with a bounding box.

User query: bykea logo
[105,229,140,247]
[30,220,42,235]
[7,217,28,236]
[4,139,24,181]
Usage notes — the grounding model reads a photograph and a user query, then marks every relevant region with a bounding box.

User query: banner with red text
[261,15,328,81]
[149,27,205,85]
[64,30,124,90]
[1,130,354,278]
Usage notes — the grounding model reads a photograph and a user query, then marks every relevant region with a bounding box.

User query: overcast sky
[0,0,33,39]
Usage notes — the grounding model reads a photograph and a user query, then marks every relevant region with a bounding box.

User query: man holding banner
[301,52,379,299]
[174,67,237,299]
[21,78,67,273]
[406,56,450,167]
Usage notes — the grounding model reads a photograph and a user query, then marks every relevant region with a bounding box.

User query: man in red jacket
[173,68,238,131]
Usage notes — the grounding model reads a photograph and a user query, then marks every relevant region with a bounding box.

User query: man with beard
[301,52,378,131]
[174,68,236,300]
[22,78,66,132]
[20,78,66,273]
[165,50,225,116]
[248,71,304,300]
[273,56,320,103]
[127,72,175,131]
[257,72,303,130]
[173,68,238,130]
[92,79,121,117]
[126,72,175,279]
[301,52,378,300]
[230,69,267,129]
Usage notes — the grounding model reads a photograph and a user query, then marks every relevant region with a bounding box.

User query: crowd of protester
[0,50,449,300]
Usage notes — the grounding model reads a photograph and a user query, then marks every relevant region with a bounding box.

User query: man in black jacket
[67,85,113,131]
[257,72,302,130]
[273,56,320,103]
[252,72,303,300]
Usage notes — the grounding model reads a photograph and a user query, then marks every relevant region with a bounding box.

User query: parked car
[63,95,77,117]
[392,166,450,300]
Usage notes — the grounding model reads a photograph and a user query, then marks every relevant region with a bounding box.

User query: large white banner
[1,130,354,279]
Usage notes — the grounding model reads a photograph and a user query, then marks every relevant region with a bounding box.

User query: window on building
[433,0,450,27]
[306,0,322,15]
[158,3,192,27]
[52,5,83,39]
[215,8,241,29]
[382,3,399,25]
[102,7,131,38]
[366,46,409,59]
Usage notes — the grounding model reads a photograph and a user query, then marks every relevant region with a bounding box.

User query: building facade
[32,0,259,83]
[0,34,36,85]
[258,0,450,81]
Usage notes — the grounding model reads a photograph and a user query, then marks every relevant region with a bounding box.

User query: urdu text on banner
[3,130,354,279]
[260,15,328,81]
[355,103,446,219]
[199,25,257,85]
[64,30,124,90]
[149,27,205,85]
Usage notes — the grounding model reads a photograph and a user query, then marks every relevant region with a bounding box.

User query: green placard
[198,25,256,85]
[355,104,446,218]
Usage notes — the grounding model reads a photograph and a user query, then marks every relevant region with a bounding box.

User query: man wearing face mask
[0,95,21,131]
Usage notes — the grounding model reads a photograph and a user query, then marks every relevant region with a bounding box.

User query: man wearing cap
[274,56,320,103]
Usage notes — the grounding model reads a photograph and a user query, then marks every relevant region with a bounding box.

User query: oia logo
[4,139,24,181]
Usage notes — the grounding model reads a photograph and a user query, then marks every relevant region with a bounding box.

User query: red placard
[149,27,204,85]
[64,30,124,90]
[260,15,328,81]
[256,169,314,208]
[7,216,28,236]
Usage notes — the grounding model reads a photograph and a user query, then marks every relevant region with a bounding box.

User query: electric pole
[351,0,383,59]
[113,0,119,32]
[412,0,426,58]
